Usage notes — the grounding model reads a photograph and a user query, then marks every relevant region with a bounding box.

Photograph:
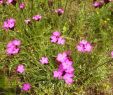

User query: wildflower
[0,0,3,4]
[55,8,64,16]
[57,37,65,45]
[7,0,16,5]
[3,18,16,31]
[32,15,42,21]
[6,39,21,55]
[56,52,67,63]
[24,19,31,25]
[39,57,49,64]
[19,3,25,9]
[63,73,74,85]
[93,1,103,8]
[50,31,65,45]
[54,51,75,84]
[52,31,61,37]
[111,51,113,58]
[77,40,92,53]
[17,64,25,73]
[22,83,31,91]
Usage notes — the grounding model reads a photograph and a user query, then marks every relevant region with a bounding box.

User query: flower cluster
[53,51,74,85]
[93,0,111,8]
[6,39,21,55]
[3,18,16,31]
[77,40,92,53]
[50,31,65,45]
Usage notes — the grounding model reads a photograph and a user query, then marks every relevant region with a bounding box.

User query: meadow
[0,0,113,95]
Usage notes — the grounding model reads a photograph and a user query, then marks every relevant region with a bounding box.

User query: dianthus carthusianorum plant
[0,0,113,95]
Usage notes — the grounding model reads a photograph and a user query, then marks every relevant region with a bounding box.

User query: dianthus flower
[17,64,25,73]
[6,39,21,55]
[0,0,3,4]
[32,15,42,21]
[50,31,65,45]
[77,40,92,53]
[111,51,113,58]
[19,3,25,9]
[55,8,64,16]
[39,57,49,64]
[3,18,16,31]
[54,51,74,85]
[7,0,16,5]
[93,1,103,8]
[22,83,31,91]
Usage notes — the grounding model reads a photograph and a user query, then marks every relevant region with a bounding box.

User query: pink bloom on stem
[77,40,92,53]
[19,3,25,9]
[39,57,49,64]
[17,64,25,73]
[6,39,21,55]
[57,37,65,45]
[55,8,64,16]
[3,18,16,30]
[32,15,42,21]
[22,83,31,91]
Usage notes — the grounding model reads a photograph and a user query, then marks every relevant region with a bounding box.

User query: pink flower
[77,40,92,53]
[19,3,25,9]
[6,39,21,55]
[63,73,74,85]
[56,52,67,63]
[3,18,16,31]
[53,70,63,79]
[22,83,31,91]
[57,37,65,45]
[52,31,61,37]
[111,51,113,58]
[62,59,73,69]
[55,8,64,16]
[24,19,31,24]
[39,57,48,64]
[93,1,103,8]
[0,0,3,4]
[32,15,42,21]
[17,64,25,73]
[50,35,58,43]
[7,0,16,5]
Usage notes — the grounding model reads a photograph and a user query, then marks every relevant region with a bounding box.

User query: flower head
[0,0,3,4]
[55,8,64,16]
[7,0,16,5]
[77,40,92,53]
[6,39,21,55]
[17,64,25,73]
[3,18,16,31]
[22,83,31,91]
[19,3,25,9]
[39,57,49,64]
[32,15,42,21]
[93,1,103,8]
[24,19,31,25]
